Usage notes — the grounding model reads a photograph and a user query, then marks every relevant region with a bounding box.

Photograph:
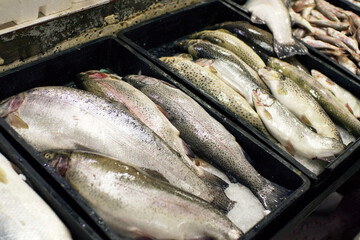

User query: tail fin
[255,180,291,211]
[274,39,308,59]
[211,186,236,213]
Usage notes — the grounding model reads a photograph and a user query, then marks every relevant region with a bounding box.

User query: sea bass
[259,67,341,141]
[242,0,308,58]
[253,88,345,160]
[160,56,274,140]
[311,70,360,120]
[268,57,360,137]
[124,74,290,211]
[76,70,227,189]
[0,86,230,210]
[0,153,72,240]
[189,29,266,70]
[42,150,243,240]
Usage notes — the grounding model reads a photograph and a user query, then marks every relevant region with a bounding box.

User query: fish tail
[256,180,291,211]
[211,186,236,213]
[274,39,308,59]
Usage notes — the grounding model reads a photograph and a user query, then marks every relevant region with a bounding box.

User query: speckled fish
[195,58,262,107]
[0,86,231,211]
[176,39,268,90]
[42,150,243,240]
[253,88,345,160]
[259,67,341,141]
[312,70,360,120]
[242,0,308,58]
[124,74,290,211]
[0,153,72,240]
[160,56,274,140]
[76,70,228,189]
[268,57,360,137]
[189,29,266,70]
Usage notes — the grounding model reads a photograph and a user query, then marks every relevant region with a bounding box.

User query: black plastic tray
[118,0,360,182]
[0,36,309,240]
[0,132,102,240]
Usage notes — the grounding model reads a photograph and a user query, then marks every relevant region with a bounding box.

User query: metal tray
[118,0,360,183]
[0,36,309,240]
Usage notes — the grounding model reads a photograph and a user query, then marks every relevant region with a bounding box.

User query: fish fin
[208,66,218,74]
[156,104,169,119]
[301,115,312,126]
[285,140,295,156]
[181,139,195,158]
[257,180,291,211]
[346,103,354,114]
[263,109,273,120]
[141,168,170,183]
[199,169,229,190]
[7,114,29,129]
[274,39,308,59]
[211,186,236,213]
[250,14,266,25]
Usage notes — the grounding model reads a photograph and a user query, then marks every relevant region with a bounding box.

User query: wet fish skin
[268,57,360,137]
[43,150,243,240]
[124,74,290,211]
[283,56,310,74]
[289,8,315,33]
[0,86,229,210]
[259,67,341,141]
[176,39,269,90]
[242,0,308,58]
[311,70,360,119]
[0,154,72,240]
[337,55,359,75]
[308,19,349,31]
[252,88,345,160]
[315,0,340,22]
[189,29,266,70]
[327,28,360,54]
[301,36,341,51]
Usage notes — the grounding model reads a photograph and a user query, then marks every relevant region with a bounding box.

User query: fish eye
[43,152,55,159]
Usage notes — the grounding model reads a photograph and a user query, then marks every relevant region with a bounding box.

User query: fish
[344,10,360,29]
[315,0,340,22]
[252,88,345,160]
[268,57,360,137]
[42,150,243,240]
[0,86,231,211]
[327,28,360,54]
[293,28,306,38]
[176,39,269,90]
[76,70,228,189]
[310,9,330,20]
[124,74,290,211]
[308,19,349,31]
[301,36,342,51]
[337,55,359,75]
[311,70,360,119]
[194,58,263,107]
[259,67,341,141]
[159,55,274,141]
[292,0,315,13]
[289,8,315,33]
[242,0,308,58]
[283,56,310,73]
[0,153,72,240]
[189,29,266,70]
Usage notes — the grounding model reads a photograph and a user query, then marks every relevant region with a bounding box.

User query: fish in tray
[42,150,243,240]
[241,0,308,58]
[252,88,345,161]
[0,153,72,240]
[0,86,232,212]
[124,74,290,211]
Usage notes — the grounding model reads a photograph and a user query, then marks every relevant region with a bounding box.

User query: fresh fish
[0,86,231,211]
[195,58,263,107]
[42,150,243,240]
[315,0,340,22]
[259,67,341,141]
[310,9,330,20]
[0,153,72,240]
[302,5,316,19]
[252,88,345,160]
[242,0,308,58]
[189,29,266,70]
[308,19,349,31]
[124,74,290,211]
[292,0,315,13]
[344,10,360,29]
[337,55,359,75]
[268,57,360,137]
[76,71,228,189]
[302,36,342,51]
[283,56,310,73]
[311,70,360,119]
[160,55,274,141]
[293,28,306,38]
[289,8,315,33]
[176,39,268,90]
[327,28,360,54]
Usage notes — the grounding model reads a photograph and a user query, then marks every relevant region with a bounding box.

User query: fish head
[175,39,200,52]
[252,88,274,109]
[0,93,26,118]
[42,150,72,177]
[258,67,284,90]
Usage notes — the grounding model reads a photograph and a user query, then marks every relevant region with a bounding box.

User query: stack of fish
[290,0,360,75]
[0,69,293,238]
[159,18,360,170]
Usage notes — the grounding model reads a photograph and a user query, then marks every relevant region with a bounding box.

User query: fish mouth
[42,151,71,177]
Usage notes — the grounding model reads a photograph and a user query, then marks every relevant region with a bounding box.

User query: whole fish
[289,8,315,33]
[0,154,72,240]
[0,86,231,210]
[124,74,290,211]
[176,39,268,90]
[242,0,308,58]
[315,0,340,22]
[301,36,341,51]
[160,56,274,140]
[252,88,345,160]
[76,70,228,189]
[308,19,349,31]
[327,28,360,54]
[42,150,243,240]
[311,70,360,119]
[310,9,329,20]
[268,57,360,137]
[195,58,262,107]
[189,29,266,70]
[259,67,341,141]
[337,55,359,75]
